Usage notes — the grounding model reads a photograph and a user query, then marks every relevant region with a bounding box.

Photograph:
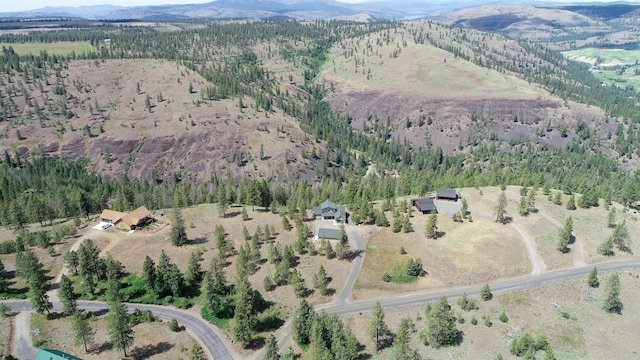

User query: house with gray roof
[412,197,437,214]
[312,199,347,224]
[436,188,458,201]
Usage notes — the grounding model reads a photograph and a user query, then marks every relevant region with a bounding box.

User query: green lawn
[0,41,93,56]
[563,47,640,91]
[563,47,640,65]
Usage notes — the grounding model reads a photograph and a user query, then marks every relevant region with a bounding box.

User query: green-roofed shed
[35,349,83,360]
[317,228,342,240]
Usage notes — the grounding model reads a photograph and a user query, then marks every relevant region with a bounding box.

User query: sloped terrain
[0,58,325,182]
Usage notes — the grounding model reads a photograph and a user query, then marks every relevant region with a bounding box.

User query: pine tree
[27,255,52,315]
[184,251,202,288]
[611,220,631,252]
[557,216,573,253]
[566,194,576,210]
[588,267,599,288]
[188,342,205,360]
[598,238,614,256]
[391,317,418,360]
[142,256,156,291]
[59,274,77,315]
[518,195,529,216]
[424,296,458,347]
[607,207,617,228]
[553,191,563,206]
[313,265,329,296]
[64,250,79,274]
[0,260,7,293]
[495,191,507,224]
[290,269,306,298]
[391,217,402,233]
[107,300,134,357]
[461,198,469,218]
[232,275,256,348]
[72,311,95,353]
[264,334,279,360]
[425,212,438,239]
[402,215,413,233]
[170,207,188,246]
[480,284,492,301]
[602,272,623,314]
[292,299,314,345]
[367,301,390,353]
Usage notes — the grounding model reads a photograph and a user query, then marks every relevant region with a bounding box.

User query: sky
[0,0,634,14]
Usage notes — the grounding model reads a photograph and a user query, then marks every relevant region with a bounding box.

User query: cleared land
[30,312,195,359]
[346,271,640,359]
[354,202,530,300]
[0,41,93,56]
[563,47,640,92]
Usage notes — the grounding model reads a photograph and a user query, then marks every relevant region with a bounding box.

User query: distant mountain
[0,0,529,21]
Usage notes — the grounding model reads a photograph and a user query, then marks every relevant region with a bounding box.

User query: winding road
[5,210,640,359]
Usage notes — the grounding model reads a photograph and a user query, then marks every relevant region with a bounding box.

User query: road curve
[2,301,234,360]
[320,258,640,316]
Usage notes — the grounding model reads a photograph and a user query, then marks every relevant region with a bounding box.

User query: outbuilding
[436,188,458,201]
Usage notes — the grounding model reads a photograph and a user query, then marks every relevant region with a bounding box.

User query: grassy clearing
[322,27,538,99]
[563,47,640,91]
[355,199,529,299]
[0,41,93,56]
[563,48,640,65]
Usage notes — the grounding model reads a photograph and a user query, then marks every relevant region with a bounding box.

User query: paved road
[336,225,368,304]
[321,258,640,316]
[3,301,233,360]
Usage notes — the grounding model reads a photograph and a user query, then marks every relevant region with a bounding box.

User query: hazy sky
[0,0,633,14]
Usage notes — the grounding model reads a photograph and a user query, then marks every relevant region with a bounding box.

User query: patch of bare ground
[30,312,195,360]
[354,205,529,300]
[0,58,324,182]
[346,271,640,359]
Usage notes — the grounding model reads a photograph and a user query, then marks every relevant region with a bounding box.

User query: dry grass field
[0,41,93,56]
[354,205,530,300]
[346,271,640,359]
[30,312,196,360]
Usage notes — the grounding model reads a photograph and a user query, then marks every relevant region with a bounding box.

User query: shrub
[168,318,181,332]
[382,272,392,282]
[470,315,478,325]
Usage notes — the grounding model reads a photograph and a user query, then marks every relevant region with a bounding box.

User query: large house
[436,188,459,201]
[312,199,347,224]
[99,206,152,230]
[412,198,437,214]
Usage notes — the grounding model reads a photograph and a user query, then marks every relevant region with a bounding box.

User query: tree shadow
[131,342,174,358]
[94,341,113,354]
[190,236,208,245]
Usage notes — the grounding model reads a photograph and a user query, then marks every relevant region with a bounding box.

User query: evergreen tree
[264,334,280,360]
[391,217,402,233]
[59,274,77,315]
[402,215,414,233]
[170,207,188,246]
[495,191,507,224]
[0,260,7,293]
[78,239,101,294]
[566,194,576,210]
[107,300,134,357]
[313,265,329,296]
[232,275,256,348]
[553,191,563,206]
[290,269,307,298]
[518,195,529,216]
[292,299,314,345]
[423,296,458,347]
[64,250,79,275]
[26,253,52,315]
[480,284,492,301]
[188,342,205,360]
[391,317,418,360]
[557,216,573,253]
[461,198,469,218]
[425,212,438,239]
[588,267,599,288]
[598,238,614,256]
[611,220,631,252]
[602,272,623,314]
[72,311,95,353]
[367,301,391,353]
[184,250,202,288]
[607,206,617,228]
[142,255,156,291]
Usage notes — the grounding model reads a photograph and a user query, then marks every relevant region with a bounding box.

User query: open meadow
[0,41,93,56]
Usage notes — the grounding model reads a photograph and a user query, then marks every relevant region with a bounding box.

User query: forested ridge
[0,19,640,227]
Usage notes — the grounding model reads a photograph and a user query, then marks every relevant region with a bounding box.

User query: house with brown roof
[120,206,152,230]
[100,209,126,225]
